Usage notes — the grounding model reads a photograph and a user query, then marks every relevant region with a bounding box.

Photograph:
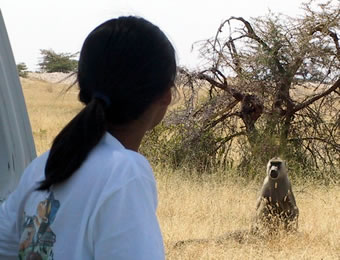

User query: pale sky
[1,0,312,70]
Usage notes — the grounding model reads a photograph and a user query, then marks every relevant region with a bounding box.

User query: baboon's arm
[288,187,298,207]
[285,189,299,218]
[286,186,298,211]
[255,196,262,210]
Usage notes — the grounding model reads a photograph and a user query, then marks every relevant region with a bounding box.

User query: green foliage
[142,104,339,183]
[140,121,219,173]
[234,116,338,182]
[237,134,311,179]
[17,62,28,78]
[38,49,78,73]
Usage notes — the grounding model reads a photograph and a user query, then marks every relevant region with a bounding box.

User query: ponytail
[37,99,107,191]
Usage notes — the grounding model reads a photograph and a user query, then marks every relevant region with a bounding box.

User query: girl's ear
[158,88,172,106]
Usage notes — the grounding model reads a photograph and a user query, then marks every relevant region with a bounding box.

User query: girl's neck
[108,126,146,152]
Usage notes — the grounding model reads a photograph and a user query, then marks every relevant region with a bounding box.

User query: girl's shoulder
[18,151,50,188]
[78,133,155,191]
[92,132,153,174]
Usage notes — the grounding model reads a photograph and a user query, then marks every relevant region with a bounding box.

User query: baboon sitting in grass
[212,169,299,243]
[253,157,299,232]
[174,157,299,247]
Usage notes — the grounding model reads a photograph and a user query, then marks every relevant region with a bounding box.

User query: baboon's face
[267,158,285,179]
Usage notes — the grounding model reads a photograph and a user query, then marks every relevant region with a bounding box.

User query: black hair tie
[93,92,111,107]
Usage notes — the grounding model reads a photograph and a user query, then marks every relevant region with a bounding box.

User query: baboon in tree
[253,157,299,232]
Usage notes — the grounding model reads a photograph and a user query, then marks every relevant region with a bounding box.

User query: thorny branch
[172,1,339,174]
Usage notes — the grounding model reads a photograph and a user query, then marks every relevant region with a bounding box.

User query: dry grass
[21,77,82,154]
[21,78,340,259]
[157,170,340,259]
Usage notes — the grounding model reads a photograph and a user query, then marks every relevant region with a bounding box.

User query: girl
[0,16,176,259]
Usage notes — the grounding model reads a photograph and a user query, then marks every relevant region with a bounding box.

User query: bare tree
[170,0,340,177]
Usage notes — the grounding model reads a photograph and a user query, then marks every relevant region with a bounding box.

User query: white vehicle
[0,10,36,202]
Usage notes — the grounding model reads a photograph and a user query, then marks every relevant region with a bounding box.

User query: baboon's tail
[173,229,251,248]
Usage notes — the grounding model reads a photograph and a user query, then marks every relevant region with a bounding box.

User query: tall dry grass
[21,78,340,259]
[156,170,340,259]
[21,77,82,154]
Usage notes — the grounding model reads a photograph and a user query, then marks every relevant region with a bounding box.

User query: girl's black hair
[37,16,177,191]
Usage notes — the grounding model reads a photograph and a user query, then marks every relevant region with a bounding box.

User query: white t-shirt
[0,132,164,260]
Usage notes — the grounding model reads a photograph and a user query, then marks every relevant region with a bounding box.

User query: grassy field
[21,78,340,259]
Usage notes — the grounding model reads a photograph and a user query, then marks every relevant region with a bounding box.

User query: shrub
[38,49,78,73]
[17,62,28,78]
